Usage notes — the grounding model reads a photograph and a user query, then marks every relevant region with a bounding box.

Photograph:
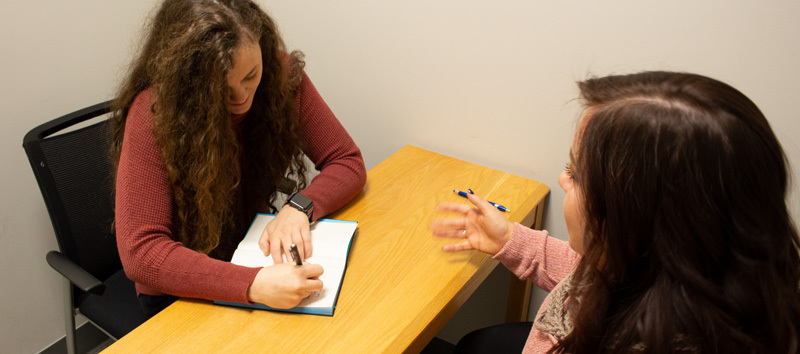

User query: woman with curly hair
[431,71,800,353]
[111,0,366,317]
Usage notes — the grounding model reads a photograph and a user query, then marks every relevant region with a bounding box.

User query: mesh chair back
[23,101,121,301]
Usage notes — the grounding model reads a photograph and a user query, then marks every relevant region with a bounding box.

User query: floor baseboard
[39,323,112,354]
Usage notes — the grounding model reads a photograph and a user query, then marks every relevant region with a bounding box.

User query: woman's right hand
[429,192,514,255]
[246,263,324,309]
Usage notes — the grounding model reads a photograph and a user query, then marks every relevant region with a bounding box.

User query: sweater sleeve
[493,223,581,292]
[115,89,260,303]
[293,72,367,220]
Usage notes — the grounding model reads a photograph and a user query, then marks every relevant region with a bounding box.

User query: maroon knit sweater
[115,72,366,303]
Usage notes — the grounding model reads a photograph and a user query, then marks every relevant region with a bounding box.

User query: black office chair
[23,101,146,354]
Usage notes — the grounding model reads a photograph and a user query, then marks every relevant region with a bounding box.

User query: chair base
[39,321,112,354]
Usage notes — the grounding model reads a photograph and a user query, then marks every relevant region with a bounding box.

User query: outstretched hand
[429,192,514,255]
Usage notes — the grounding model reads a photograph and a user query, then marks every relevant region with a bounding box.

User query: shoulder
[127,88,156,127]
[123,88,158,139]
[130,89,155,115]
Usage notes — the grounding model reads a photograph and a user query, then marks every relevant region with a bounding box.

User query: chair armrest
[46,250,106,296]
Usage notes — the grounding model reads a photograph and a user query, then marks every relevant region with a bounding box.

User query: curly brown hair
[110,0,307,254]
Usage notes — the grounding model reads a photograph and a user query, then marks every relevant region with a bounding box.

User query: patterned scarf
[533,269,576,340]
[533,269,699,352]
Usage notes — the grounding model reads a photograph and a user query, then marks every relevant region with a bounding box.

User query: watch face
[290,192,313,211]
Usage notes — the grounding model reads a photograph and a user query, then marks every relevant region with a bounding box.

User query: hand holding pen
[452,189,510,212]
[246,249,323,308]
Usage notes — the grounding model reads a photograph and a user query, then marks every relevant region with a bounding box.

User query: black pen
[289,244,302,265]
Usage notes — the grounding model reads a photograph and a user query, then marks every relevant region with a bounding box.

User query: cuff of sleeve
[492,223,536,279]
[234,266,262,304]
[493,223,527,261]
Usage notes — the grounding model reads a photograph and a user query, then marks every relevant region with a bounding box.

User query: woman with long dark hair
[111,0,365,317]
[431,71,800,353]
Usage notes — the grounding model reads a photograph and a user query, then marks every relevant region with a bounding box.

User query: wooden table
[103,145,549,353]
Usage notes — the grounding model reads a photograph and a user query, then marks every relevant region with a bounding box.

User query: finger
[301,227,312,259]
[434,202,474,214]
[304,278,324,292]
[467,192,495,215]
[443,241,475,252]
[258,230,271,256]
[302,263,324,278]
[270,237,284,264]
[429,218,467,231]
[432,228,468,239]
[261,239,271,257]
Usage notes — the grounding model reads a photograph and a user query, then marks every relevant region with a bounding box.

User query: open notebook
[214,213,358,316]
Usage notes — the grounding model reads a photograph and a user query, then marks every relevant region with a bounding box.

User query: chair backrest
[23,101,121,295]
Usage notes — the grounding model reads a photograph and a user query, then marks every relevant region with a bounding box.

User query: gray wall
[2,1,798,352]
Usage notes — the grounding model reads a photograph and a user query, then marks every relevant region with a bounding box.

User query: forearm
[116,151,260,303]
[493,223,580,292]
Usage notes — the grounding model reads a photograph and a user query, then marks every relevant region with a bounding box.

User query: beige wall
[2,1,798,352]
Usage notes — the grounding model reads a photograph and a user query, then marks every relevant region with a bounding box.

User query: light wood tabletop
[103,145,549,353]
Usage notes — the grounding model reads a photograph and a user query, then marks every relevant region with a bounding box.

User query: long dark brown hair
[110,0,307,254]
[553,71,800,353]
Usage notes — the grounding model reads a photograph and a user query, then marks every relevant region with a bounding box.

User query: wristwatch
[285,192,314,221]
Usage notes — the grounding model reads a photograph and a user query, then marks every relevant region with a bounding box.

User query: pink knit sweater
[115,72,366,303]
[493,223,581,353]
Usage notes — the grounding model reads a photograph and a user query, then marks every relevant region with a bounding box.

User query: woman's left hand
[259,205,312,263]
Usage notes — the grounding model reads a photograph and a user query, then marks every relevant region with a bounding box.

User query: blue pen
[452,189,511,212]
